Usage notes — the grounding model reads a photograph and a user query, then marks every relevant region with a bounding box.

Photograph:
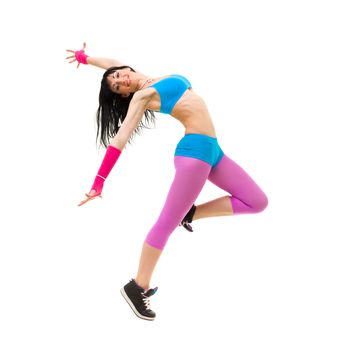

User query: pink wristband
[91,145,122,195]
[75,50,89,64]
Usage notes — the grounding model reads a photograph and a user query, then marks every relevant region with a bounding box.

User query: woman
[66,43,268,321]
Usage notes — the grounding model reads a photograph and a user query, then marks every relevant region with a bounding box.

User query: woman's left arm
[110,89,152,150]
[78,89,153,206]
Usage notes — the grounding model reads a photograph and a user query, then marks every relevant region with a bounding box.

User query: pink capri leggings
[145,134,268,250]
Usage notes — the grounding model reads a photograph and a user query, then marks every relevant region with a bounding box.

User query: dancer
[66,43,268,321]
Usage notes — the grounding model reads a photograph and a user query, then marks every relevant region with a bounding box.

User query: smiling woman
[108,68,134,94]
[66,43,268,321]
[95,65,157,148]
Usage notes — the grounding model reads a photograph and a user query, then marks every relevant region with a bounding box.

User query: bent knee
[253,193,268,213]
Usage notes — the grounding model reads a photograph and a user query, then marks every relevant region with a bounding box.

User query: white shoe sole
[120,288,155,321]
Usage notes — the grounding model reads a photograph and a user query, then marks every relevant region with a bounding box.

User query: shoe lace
[141,287,158,310]
[142,295,151,310]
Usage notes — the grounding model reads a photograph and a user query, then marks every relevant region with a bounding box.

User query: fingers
[66,44,86,67]
[78,196,92,207]
[78,196,94,206]
[66,53,76,63]
[77,193,101,207]
[66,42,86,54]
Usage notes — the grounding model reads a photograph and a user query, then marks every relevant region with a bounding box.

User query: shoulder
[130,88,157,110]
[132,87,157,102]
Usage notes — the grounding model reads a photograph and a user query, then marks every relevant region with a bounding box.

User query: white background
[0,0,349,349]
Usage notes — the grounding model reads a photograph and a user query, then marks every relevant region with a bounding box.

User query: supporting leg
[135,156,212,289]
[135,242,162,291]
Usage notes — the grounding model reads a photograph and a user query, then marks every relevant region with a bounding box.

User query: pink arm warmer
[90,145,122,195]
[75,49,89,64]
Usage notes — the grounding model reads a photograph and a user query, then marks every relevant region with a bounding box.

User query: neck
[138,77,153,90]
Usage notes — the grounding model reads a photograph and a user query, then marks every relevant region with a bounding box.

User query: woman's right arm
[66,43,129,70]
[86,56,126,70]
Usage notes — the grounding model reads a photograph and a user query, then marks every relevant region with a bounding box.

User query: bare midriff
[146,88,217,138]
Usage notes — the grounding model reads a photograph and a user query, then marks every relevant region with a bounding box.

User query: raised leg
[189,154,268,223]
[192,195,233,221]
[207,154,268,215]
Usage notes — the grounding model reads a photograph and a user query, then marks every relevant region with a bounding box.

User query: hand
[78,189,102,207]
[66,42,88,69]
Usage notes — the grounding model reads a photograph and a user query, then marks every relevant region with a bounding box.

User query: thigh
[158,156,212,223]
[145,156,211,249]
[208,154,266,206]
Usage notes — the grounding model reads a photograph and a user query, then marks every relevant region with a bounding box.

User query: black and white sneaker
[120,279,158,321]
[179,204,197,232]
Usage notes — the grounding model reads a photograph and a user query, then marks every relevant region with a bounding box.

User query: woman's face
[106,67,134,97]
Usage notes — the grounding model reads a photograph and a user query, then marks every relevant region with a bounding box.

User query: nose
[108,75,122,90]
[114,76,126,86]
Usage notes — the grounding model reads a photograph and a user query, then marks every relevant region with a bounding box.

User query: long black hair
[96,66,157,148]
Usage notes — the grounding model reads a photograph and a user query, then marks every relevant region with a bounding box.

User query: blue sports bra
[148,74,191,114]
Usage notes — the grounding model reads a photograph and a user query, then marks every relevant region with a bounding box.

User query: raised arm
[66,42,133,70]
[86,56,126,70]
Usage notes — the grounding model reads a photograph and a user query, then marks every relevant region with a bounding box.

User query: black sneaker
[179,204,196,232]
[120,279,158,321]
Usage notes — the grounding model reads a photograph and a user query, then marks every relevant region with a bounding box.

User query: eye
[113,83,119,92]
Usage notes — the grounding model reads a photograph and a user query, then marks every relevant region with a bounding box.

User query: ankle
[186,204,197,222]
[135,278,149,291]
[192,205,199,221]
